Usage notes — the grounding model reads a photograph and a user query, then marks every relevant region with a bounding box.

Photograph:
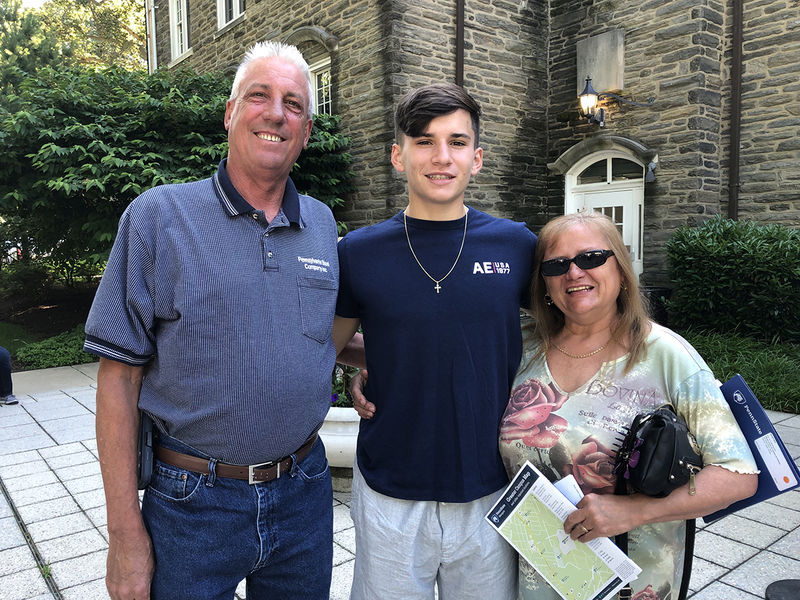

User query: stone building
[144,0,799,284]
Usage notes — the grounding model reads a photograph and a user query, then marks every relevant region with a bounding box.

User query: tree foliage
[0,64,355,280]
[0,65,232,275]
[293,113,355,233]
[37,0,145,69]
[0,0,63,92]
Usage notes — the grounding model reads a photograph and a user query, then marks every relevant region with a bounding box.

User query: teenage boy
[332,83,537,599]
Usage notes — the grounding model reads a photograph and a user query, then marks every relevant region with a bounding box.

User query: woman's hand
[349,369,375,419]
[564,494,641,542]
[563,465,758,542]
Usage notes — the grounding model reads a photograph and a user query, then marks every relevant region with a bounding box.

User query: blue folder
[703,374,800,523]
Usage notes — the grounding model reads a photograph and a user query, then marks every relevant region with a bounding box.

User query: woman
[499,212,758,600]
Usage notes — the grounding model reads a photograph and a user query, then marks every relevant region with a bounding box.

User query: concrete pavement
[1,363,799,599]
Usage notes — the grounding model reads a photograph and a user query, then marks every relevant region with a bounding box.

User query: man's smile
[255,132,283,142]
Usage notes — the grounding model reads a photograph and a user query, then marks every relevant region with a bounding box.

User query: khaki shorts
[349,463,518,600]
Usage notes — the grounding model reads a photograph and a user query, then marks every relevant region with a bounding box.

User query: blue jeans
[142,434,333,600]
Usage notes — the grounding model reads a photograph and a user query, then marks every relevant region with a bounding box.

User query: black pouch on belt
[137,410,155,490]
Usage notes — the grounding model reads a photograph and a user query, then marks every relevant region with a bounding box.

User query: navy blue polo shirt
[85,160,339,464]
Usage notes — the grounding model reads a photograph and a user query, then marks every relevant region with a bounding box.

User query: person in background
[0,346,19,405]
[499,211,757,600]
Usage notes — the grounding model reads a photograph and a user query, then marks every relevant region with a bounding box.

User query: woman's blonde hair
[530,211,651,373]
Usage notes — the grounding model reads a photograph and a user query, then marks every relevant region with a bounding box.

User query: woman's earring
[544,294,554,306]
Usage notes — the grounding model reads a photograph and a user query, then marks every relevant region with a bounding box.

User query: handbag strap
[613,522,694,600]
[678,519,695,600]
[614,474,632,599]
[613,470,695,600]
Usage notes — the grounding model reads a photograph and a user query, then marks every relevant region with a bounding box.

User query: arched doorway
[549,136,657,280]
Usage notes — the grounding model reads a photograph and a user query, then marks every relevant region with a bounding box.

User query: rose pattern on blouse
[565,435,617,495]
[500,379,569,448]
[631,584,661,600]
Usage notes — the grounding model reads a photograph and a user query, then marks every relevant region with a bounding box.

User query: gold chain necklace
[554,339,610,359]
[403,208,468,294]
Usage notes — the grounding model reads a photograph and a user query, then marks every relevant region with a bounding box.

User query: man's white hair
[229,41,315,118]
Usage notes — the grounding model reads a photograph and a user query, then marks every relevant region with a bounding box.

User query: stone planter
[320,406,359,468]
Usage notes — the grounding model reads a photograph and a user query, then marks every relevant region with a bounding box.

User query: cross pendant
[434,282,441,294]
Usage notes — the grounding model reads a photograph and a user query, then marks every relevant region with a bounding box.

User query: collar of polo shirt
[213,159,303,227]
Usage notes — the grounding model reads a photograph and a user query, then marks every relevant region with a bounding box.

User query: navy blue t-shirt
[337,208,537,502]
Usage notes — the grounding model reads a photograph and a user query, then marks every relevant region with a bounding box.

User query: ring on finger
[579,525,589,535]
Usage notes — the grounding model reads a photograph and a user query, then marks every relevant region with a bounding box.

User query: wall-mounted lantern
[578,75,656,127]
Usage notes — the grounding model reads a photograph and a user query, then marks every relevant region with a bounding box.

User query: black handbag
[612,404,703,600]
[614,404,703,498]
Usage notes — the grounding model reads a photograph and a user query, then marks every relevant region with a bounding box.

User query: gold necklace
[554,339,610,359]
[403,208,468,294]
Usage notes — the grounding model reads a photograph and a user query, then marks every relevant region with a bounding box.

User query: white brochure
[486,461,641,600]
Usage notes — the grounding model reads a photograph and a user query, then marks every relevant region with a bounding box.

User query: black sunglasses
[540,249,615,277]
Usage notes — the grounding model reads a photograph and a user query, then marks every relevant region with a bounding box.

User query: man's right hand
[96,358,152,599]
[106,526,154,600]
[350,369,376,419]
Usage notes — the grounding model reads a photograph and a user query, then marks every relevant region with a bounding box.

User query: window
[217,0,245,29]
[612,158,644,181]
[577,158,643,185]
[577,160,606,185]
[309,58,332,115]
[169,0,189,59]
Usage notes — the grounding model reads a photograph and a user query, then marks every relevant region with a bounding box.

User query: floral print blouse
[499,321,757,600]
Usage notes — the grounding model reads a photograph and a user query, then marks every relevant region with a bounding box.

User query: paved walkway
[1,364,799,600]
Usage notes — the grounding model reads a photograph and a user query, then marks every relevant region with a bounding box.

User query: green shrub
[0,321,44,355]
[681,329,800,414]
[293,113,355,234]
[666,218,800,343]
[331,363,359,408]
[0,65,232,267]
[15,324,95,369]
[0,260,51,304]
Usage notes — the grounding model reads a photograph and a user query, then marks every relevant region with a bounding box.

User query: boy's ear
[391,143,405,173]
[471,147,483,176]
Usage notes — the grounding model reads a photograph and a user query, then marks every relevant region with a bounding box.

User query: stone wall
[735,0,800,224]
[462,0,549,231]
[547,0,731,284]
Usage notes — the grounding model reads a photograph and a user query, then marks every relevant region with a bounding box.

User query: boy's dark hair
[394,83,482,146]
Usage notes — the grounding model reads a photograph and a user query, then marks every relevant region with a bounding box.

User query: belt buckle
[248,460,276,485]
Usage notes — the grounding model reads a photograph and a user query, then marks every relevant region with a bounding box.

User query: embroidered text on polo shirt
[298,256,331,273]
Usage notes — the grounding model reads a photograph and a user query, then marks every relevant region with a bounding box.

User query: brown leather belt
[155,434,318,484]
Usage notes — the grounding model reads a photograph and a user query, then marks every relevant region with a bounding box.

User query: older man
[86,42,342,600]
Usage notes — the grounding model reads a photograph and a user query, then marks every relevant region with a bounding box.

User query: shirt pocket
[297,274,338,343]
